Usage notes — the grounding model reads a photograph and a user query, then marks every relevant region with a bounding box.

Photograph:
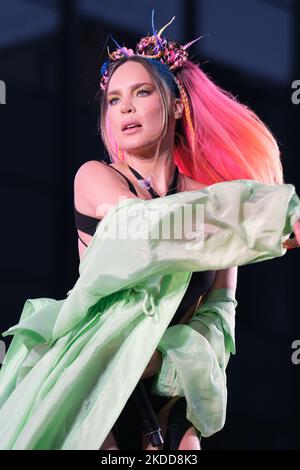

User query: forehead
[108,61,153,91]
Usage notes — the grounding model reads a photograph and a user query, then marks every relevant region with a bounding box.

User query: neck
[123,143,176,195]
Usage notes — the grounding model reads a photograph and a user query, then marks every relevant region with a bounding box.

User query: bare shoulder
[74,159,113,181]
[74,159,130,186]
[181,173,208,191]
[74,159,137,219]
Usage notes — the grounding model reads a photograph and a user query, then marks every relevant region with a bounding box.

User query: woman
[0,12,299,450]
[73,12,299,450]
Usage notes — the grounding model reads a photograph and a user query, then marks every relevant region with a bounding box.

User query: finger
[292,220,300,246]
[283,238,299,250]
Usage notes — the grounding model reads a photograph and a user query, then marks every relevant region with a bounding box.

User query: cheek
[141,97,164,129]
[107,109,119,132]
[143,96,162,117]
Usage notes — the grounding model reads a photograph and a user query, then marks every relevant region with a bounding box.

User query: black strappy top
[74,161,216,325]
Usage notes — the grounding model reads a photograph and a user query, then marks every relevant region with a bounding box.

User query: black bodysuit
[74,162,216,449]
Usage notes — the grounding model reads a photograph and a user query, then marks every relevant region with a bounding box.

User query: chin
[122,138,160,154]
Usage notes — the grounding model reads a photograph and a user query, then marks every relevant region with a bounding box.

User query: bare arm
[209,266,238,292]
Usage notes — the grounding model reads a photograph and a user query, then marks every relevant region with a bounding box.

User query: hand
[141,349,163,380]
[282,219,300,250]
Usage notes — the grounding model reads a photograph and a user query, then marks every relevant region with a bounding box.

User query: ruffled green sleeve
[151,287,238,437]
[52,179,300,341]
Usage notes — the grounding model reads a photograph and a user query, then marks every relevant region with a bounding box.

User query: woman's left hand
[282,219,300,250]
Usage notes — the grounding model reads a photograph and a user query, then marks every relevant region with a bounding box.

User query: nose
[120,96,135,113]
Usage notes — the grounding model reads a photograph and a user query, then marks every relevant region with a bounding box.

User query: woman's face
[106,61,169,157]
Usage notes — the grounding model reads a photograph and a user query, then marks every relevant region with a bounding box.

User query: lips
[121,120,142,131]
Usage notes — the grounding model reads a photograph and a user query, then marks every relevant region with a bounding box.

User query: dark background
[0,0,299,449]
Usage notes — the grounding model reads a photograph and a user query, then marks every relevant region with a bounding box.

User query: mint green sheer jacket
[0,179,299,449]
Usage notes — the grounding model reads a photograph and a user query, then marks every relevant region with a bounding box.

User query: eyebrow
[107,82,154,96]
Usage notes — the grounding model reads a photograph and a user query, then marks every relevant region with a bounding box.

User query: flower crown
[99,9,203,91]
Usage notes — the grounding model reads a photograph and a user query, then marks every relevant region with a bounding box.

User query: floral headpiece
[99,9,203,91]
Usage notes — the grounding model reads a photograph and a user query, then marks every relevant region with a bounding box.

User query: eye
[108,97,118,104]
[108,89,151,105]
[138,89,150,96]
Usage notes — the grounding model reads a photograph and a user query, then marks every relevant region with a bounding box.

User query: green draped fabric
[0,179,299,449]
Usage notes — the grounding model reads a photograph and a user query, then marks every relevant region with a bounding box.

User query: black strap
[78,233,88,247]
[104,162,138,196]
[127,165,179,199]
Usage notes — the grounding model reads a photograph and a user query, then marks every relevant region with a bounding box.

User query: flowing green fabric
[152,287,237,436]
[0,179,299,449]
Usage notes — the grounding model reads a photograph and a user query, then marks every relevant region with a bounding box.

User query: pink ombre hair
[99,57,283,185]
[175,60,283,185]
